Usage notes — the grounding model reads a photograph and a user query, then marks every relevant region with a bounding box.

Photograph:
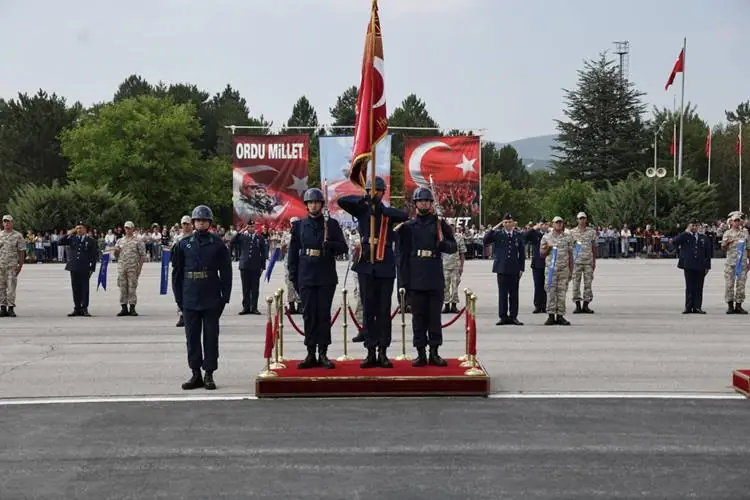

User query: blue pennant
[97,253,110,291]
[573,241,581,264]
[736,240,746,279]
[547,247,558,290]
[160,248,171,295]
[265,247,280,283]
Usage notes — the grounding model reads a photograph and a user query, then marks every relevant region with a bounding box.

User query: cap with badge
[689,218,699,224]
[552,216,564,223]
[2,214,12,222]
[180,215,192,224]
[124,221,135,229]
[77,220,87,228]
[577,212,587,219]
[538,217,548,224]
[503,213,514,221]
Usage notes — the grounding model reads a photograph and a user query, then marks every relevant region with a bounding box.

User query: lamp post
[646,167,667,218]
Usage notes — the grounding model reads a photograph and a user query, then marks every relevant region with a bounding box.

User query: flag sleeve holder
[395,288,411,361]
[258,296,278,379]
[276,288,286,363]
[458,288,472,362]
[461,294,485,376]
[337,289,355,362]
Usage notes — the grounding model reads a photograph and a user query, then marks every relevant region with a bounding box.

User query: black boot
[238,308,250,315]
[318,345,335,369]
[297,302,304,314]
[450,303,458,313]
[544,314,556,325]
[556,315,571,326]
[181,370,204,390]
[573,301,582,314]
[0,305,7,317]
[727,301,736,314]
[176,314,184,327]
[582,301,594,314]
[442,304,450,314]
[352,330,366,342]
[68,309,81,317]
[412,347,428,367]
[377,346,393,368]
[532,306,543,314]
[6,306,15,317]
[117,304,129,316]
[736,303,748,314]
[428,346,448,367]
[360,348,378,368]
[289,302,296,314]
[298,346,318,369]
[204,370,216,390]
[129,304,138,316]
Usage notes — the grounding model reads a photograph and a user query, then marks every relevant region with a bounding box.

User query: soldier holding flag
[722,212,749,314]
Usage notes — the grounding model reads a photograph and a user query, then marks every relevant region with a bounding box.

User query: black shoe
[6,307,15,317]
[532,307,543,314]
[176,315,184,327]
[117,304,129,316]
[450,303,458,313]
[129,305,138,316]
[289,302,296,314]
[238,309,250,315]
[442,304,450,314]
[572,301,582,314]
[181,370,204,390]
[318,346,335,369]
[377,347,393,368]
[428,346,448,367]
[360,348,378,368]
[412,347,428,367]
[693,309,706,314]
[250,309,262,315]
[582,302,594,314]
[204,371,216,390]
[544,314,556,325]
[68,309,81,317]
[496,318,507,325]
[736,303,748,314]
[510,318,523,325]
[556,315,570,325]
[352,332,365,343]
[0,306,6,317]
[727,302,736,314]
[298,347,318,369]
[81,309,91,317]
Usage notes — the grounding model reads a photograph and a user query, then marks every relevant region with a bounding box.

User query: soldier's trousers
[497,273,520,319]
[572,261,594,302]
[117,268,139,305]
[724,266,747,303]
[0,265,18,306]
[546,269,569,315]
[443,268,461,304]
[683,269,706,311]
[285,267,299,303]
[360,274,394,349]
[410,289,443,347]
[183,306,222,371]
[532,267,546,311]
[70,270,91,311]
[240,268,262,312]
[353,278,364,324]
[300,285,335,347]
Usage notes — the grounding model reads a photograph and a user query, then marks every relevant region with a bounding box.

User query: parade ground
[2,259,749,498]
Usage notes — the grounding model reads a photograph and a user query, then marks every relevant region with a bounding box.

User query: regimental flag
[665,48,684,91]
[348,0,388,189]
[705,127,712,159]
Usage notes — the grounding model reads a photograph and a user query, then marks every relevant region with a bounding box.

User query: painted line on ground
[487,392,745,400]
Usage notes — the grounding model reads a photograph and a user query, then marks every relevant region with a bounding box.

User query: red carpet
[256,358,490,398]
[732,369,750,397]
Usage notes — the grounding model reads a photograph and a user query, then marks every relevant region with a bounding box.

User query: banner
[319,135,392,223]
[232,135,309,226]
[403,136,480,218]
[160,248,171,295]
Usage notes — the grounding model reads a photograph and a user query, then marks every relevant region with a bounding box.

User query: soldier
[114,221,146,316]
[232,219,267,315]
[338,176,409,368]
[59,221,99,317]
[524,218,548,314]
[288,188,348,368]
[540,216,574,325]
[172,205,232,390]
[442,223,466,314]
[722,212,749,314]
[283,218,301,314]
[484,213,525,325]
[0,215,26,317]
[395,187,456,366]
[671,219,712,314]
[348,234,366,340]
[569,212,597,314]
[172,215,193,327]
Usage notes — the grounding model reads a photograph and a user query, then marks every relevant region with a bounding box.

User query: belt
[416,250,434,258]
[186,271,208,279]
[305,249,321,257]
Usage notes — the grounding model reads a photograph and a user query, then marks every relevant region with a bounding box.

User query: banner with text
[319,135,392,223]
[232,135,309,227]
[403,136,480,218]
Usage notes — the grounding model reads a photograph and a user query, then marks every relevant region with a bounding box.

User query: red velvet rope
[348,306,364,332]
[283,306,342,337]
[442,307,466,328]
[330,307,341,326]
[391,306,399,320]
[347,305,465,329]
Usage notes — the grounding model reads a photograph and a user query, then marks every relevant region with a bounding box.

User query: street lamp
[646,167,667,218]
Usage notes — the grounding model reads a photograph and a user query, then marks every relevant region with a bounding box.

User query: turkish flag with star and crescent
[404,136,481,218]
[232,135,309,227]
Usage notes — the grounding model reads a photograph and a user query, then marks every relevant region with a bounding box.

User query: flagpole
[368,0,377,264]
[672,96,677,179]
[740,122,744,213]
[707,126,711,185]
[677,37,686,179]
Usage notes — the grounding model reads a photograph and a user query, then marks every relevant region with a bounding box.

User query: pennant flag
[264,247,281,283]
[348,0,388,189]
[97,253,110,291]
[705,127,712,159]
[665,48,684,91]
[160,248,171,295]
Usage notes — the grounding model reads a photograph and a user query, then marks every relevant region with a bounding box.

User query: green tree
[553,54,649,186]
[7,181,139,232]
[113,74,153,102]
[206,84,272,158]
[481,173,535,225]
[483,143,530,189]
[726,101,750,124]
[389,94,441,160]
[282,96,320,187]
[329,86,358,129]
[648,104,709,181]
[61,95,219,224]
[705,123,746,217]
[537,179,595,223]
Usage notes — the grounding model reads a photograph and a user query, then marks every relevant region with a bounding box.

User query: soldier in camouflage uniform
[722,212,750,314]
[569,211,597,314]
[540,216,574,325]
[442,224,466,313]
[0,215,26,317]
[114,221,146,316]
[282,218,301,314]
[173,215,194,327]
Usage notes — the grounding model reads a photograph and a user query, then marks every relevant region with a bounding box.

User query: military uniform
[282,230,301,312]
[722,219,748,313]
[442,231,466,313]
[524,221,547,313]
[672,221,712,314]
[540,220,574,325]
[172,205,232,390]
[0,217,25,317]
[59,225,99,317]
[115,228,146,316]
[289,189,348,368]
[171,218,193,327]
[569,219,597,313]
[484,215,525,325]
[232,228,267,314]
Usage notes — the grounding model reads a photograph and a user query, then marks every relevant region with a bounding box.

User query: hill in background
[497,134,558,171]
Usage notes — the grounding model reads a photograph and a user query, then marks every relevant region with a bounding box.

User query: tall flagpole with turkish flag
[348,0,388,263]
[665,38,686,178]
[705,126,712,185]
[739,122,743,211]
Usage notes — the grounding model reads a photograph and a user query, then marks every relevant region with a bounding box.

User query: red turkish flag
[665,48,684,91]
[348,0,388,189]
[705,127,711,159]
[404,136,481,218]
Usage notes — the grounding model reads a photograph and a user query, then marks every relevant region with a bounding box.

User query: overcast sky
[0,0,747,142]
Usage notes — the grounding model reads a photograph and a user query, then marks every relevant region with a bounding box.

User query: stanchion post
[258,296,278,378]
[458,288,471,362]
[270,291,286,370]
[337,289,354,361]
[277,288,285,362]
[464,293,484,376]
[395,287,411,361]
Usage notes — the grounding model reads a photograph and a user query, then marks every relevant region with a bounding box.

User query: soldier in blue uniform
[59,221,98,317]
[232,219,268,315]
[395,187,456,366]
[484,213,525,325]
[172,205,232,390]
[288,188,348,369]
[671,219,712,314]
[338,176,409,368]
[524,218,548,313]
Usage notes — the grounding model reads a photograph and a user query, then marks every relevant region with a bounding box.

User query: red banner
[403,136,480,218]
[232,135,309,227]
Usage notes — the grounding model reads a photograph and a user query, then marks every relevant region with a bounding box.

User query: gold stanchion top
[277,288,284,294]
[398,287,405,296]
[266,296,273,304]
[342,288,348,295]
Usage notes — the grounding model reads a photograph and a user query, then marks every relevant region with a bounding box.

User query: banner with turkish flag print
[705,127,711,159]
[348,0,388,189]
[665,48,684,91]
[404,136,480,219]
[232,135,309,226]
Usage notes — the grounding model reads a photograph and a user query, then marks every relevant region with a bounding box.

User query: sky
[0,0,747,143]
